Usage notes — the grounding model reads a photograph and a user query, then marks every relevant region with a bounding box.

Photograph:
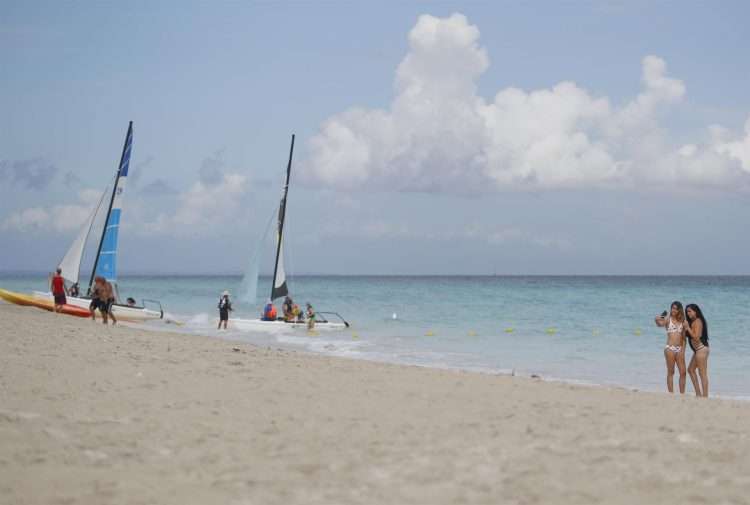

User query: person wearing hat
[217,290,233,330]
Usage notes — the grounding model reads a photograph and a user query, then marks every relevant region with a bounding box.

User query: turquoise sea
[2,273,749,399]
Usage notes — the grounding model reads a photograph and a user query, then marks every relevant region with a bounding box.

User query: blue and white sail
[91,122,133,290]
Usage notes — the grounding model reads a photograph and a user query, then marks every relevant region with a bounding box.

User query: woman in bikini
[685,304,710,397]
[654,301,687,394]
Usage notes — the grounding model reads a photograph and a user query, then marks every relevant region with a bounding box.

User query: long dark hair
[685,303,708,339]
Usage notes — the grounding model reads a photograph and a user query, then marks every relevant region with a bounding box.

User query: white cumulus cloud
[143,173,249,236]
[2,175,251,239]
[302,13,750,193]
[1,188,102,233]
[715,118,750,173]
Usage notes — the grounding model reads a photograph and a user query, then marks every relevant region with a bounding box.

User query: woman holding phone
[654,301,687,394]
[685,304,710,397]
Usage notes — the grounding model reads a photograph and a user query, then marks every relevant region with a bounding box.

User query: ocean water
[2,273,749,399]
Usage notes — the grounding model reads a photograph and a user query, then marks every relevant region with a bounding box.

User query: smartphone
[661,311,668,317]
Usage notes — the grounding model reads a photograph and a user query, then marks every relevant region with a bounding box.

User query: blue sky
[1,1,749,275]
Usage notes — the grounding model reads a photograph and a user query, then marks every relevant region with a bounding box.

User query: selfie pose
[654,301,687,394]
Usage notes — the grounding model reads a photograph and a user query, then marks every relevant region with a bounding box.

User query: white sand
[1,302,749,504]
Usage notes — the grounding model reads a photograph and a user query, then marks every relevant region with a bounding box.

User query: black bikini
[687,322,709,352]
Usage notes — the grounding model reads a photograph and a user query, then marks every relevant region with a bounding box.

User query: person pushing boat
[306,303,316,330]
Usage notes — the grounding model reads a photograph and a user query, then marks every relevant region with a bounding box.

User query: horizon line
[1,270,749,278]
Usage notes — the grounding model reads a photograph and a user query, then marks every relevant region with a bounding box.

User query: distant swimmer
[217,291,233,330]
[126,297,136,307]
[685,304,710,397]
[306,303,316,330]
[654,301,687,394]
[262,301,277,321]
[50,267,66,313]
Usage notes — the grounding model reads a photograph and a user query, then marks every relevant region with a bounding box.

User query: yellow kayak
[0,288,91,318]
[0,288,35,306]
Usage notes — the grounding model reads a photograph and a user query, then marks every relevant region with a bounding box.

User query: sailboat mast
[270,134,295,301]
[87,121,133,294]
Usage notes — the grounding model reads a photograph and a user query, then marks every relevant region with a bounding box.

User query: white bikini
[664,317,684,354]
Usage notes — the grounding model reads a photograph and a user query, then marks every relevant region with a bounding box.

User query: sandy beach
[1,302,749,505]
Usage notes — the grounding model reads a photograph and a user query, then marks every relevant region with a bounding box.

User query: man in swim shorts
[50,268,66,313]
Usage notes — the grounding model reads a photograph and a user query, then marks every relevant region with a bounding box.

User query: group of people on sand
[49,268,118,325]
[655,301,710,397]
[216,292,316,330]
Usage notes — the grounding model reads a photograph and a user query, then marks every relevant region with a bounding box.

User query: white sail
[240,209,276,304]
[273,239,287,296]
[58,190,106,285]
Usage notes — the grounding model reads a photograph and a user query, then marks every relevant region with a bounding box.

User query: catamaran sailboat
[231,134,349,331]
[33,122,163,321]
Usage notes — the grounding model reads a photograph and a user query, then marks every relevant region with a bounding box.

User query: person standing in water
[217,291,232,330]
[685,304,710,397]
[305,303,316,330]
[262,301,277,321]
[50,268,66,313]
[654,301,687,394]
[282,296,294,322]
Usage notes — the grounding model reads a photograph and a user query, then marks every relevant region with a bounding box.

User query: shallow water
[3,273,748,398]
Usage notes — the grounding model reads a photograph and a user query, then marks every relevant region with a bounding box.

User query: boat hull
[32,291,162,321]
[0,288,91,318]
[229,318,347,331]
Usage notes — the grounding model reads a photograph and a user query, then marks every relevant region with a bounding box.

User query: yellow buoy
[592,328,601,336]
[468,330,477,337]
[634,328,642,336]
[546,327,557,335]
[504,327,514,333]
[425,330,434,337]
